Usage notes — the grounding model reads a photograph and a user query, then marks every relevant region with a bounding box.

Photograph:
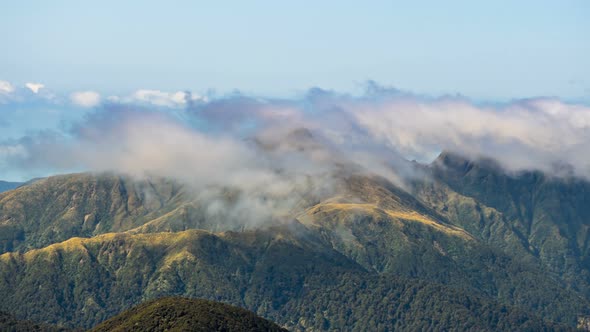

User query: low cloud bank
[4,83,590,176]
[3,83,590,179]
[1,83,589,224]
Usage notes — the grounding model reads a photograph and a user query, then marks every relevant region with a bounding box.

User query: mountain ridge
[1,153,590,329]
[0,227,575,331]
[427,151,590,297]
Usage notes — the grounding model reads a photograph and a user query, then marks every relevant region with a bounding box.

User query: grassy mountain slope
[297,175,588,325]
[90,297,288,332]
[0,173,192,253]
[1,169,589,329]
[0,227,572,331]
[0,172,312,254]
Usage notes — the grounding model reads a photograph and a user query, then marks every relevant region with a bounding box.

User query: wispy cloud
[347,95,590,176]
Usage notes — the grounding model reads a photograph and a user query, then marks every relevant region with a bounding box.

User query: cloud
[344,95,590,176]
[0,106,339,226]
[120,89,204,108]
[70,91,101,107]
[0,80,14,94]
[4,83,590,227]
[3,82,590,186]
[25,82,45,94]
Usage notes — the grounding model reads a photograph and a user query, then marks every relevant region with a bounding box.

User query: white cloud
[5,84,590,225]
[3,83,590,182]
[70,91,101,107]
[25,82,45,94]
[133,89,186,107]
[124,89,203,108]
[0,80,14,94]
[345,96,590,176]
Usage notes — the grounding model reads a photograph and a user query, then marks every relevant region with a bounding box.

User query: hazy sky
[1,0,588,99]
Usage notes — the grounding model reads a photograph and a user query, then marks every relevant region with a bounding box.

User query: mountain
[420,152,590,297]
[1,151,590,330]
[90,297,288,332]
[0,227,572,331]
[0,173,200,253]
[0,180,22,193]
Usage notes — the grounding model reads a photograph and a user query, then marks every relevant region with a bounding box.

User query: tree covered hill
[0,226,580,331]
[423,152,590,297]
[90,297,288,332]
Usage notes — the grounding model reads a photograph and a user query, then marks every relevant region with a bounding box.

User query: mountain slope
[1,170,589,329]
[0,173,191,253]
[428,152,590,297]
[0,227,573,331]
[297,175,588,325]
[90,297,288,332]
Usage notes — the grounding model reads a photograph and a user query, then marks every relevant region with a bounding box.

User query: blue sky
[1,0,588,99]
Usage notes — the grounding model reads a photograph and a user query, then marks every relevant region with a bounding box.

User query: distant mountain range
[0,150,589,330]
[0,181,22,193]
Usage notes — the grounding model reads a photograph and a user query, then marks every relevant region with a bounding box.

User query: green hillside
[426,152,590,297]
[0,164,589,330]
[0,228,572,331]
[0,173,192,253]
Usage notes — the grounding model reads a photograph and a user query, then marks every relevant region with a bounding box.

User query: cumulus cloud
[0,80,14,94]
[25,82,45,94]
[70,91,101,107]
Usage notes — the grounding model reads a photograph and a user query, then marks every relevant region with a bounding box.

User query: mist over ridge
[2,82,589,183]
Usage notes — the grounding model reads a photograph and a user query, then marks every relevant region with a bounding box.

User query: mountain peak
[432,150,504,175]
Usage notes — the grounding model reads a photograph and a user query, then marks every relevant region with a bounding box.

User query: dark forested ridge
[0,223,581,330]
[0,311,72,332]
[90,297,288,332]
[426,152,590,297]
[1,153,590,331]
